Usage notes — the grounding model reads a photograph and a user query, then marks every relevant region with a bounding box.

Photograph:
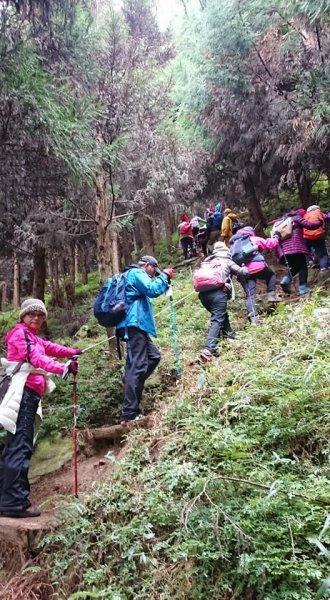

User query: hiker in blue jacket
[117,256,174,423]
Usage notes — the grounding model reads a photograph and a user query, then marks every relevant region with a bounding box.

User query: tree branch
[109,203,152,223]
[48,211,94,223]
[65,198,97,224]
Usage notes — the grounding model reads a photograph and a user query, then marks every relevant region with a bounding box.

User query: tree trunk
[81,244,89,285]
[65,244,76,305]
[295,171,313,208]
[48,254,63,307]
[120,230,134,266]
[140,215,155,255]
[74,244,79,282]
[95,171,111,284]
[13,254,20,309]
[243,174,265,236]
[0,282,7,311]
[32,246,46,301]
[165,204,174,252]
[84,417,152,443]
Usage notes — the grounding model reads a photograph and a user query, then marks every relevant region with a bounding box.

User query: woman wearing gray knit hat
[0,298,82,518]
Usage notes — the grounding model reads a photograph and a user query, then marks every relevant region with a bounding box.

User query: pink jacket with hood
[235,227,279,274]
[6,323,78,396]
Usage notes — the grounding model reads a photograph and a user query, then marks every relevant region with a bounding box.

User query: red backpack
[193,256,227,292]
[178,221,192,236]
[303,208,324,240]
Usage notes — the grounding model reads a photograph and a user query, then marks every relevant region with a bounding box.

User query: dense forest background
[0,0,329,309]
[1,3,330,599]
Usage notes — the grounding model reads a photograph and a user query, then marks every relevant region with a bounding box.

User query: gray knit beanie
[19,298,48,320]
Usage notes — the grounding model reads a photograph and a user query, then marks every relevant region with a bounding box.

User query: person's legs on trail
[280,253,303,294]
[222,313,235,339]
[255,267,281,301]
[306,240,318,268]
[122,327,160,422]
[180,238,189,260]
[281,253,310,294]
[207,230,220,254]
[135,338,161,404]
[199,289,228,354]
[310,238,329,270]
[188,237,197,257]
[242,278,258,323]
[0,387,41,517]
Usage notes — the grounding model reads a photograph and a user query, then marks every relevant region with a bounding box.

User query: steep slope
[1,272,330,600]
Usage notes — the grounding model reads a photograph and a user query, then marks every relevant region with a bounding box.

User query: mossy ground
[1,267,330,599]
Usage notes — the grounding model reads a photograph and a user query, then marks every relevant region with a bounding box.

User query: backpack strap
[23,329,32,363]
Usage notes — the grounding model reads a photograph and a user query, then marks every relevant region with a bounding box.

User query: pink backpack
[193,257,227,292]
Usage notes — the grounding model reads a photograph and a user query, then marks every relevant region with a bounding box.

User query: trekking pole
[245,280,258,321]
[167,286,182,378]
[279,242,298,293]
[71,357,79,498]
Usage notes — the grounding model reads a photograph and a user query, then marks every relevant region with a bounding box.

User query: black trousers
[0,386,40,513]
[306,238,329,269]
[122,327,161,421]
[180,237,195,259]
[279,253,308,285]
[199,288,230,353]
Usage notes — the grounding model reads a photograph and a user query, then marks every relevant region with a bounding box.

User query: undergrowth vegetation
[31,268,330,600]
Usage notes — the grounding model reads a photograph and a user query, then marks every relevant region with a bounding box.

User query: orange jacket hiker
[303,205,325,241]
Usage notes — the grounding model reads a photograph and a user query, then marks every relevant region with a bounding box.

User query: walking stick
[279,242,298,293]
[71,357,79,498]
[167,286,182,378]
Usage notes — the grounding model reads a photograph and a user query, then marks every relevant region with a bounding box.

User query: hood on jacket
[213,241,231,259]
[239,226,254,236]
[226,212,237,220]
[181,213,189,222]
[296,208,307,216]
[214,203,222,214]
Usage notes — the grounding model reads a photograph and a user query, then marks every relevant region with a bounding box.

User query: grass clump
[36,278,330,600]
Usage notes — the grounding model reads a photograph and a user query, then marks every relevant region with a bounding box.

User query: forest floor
[0,261,329,598]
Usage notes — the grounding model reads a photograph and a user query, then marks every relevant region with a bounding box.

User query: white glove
[165,285,173,299]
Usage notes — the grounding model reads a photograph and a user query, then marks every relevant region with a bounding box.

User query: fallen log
[84,416,153,443]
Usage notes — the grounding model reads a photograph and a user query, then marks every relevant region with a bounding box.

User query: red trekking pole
[71,357,79,498]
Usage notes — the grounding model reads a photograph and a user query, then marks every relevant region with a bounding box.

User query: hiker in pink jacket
[231,226,281,324]
[275,209,323,295]
[0,298,81,518]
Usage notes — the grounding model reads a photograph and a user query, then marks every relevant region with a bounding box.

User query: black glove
[273,231,282,241]
[62,359,79,379]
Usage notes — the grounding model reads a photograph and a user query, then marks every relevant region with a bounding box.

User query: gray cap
[139,255,161,274]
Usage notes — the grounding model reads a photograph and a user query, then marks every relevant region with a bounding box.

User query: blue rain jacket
[117,266,168,337]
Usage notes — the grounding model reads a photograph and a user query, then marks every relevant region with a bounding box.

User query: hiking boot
[223,332,236,340]
[199,348,213,362]
[267,291,281,302]
[249,315,260,325]
[299,284,311,295]
[0,505,41,518]
[280,275,292,295]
